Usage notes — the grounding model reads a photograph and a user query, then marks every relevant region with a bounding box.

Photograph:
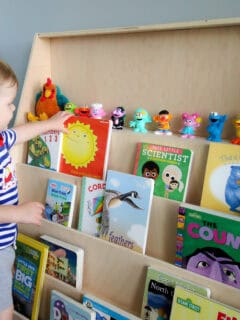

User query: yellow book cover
[170,286,240,320]
[200,142,240,216]
[12,233,49,320]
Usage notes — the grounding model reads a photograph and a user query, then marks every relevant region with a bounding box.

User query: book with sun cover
[175,202,240,289]
[78,176,106,237]
[99,169,154,254]
[58,116,112,180]
[201,141,240,216]
[141,267,211,320]
[44,178,76,227]
[40,234,84,290]
[170,286,240,320]
[12,233,49,320]
[133,142,193,201]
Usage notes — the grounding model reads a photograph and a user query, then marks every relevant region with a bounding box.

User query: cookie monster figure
[225,165,240,213]
[206,112,227,142]
[129,108,152,133]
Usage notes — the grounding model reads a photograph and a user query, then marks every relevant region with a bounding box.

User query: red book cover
[59,116,112,179]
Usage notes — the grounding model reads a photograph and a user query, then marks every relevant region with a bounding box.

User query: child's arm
[0,202,44,225]
[14,111,72,145]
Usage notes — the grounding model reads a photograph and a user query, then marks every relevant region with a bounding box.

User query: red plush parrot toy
[27,77,69,121]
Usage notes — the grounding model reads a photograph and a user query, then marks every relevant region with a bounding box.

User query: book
[50,290,96,320]
[12,233,49,320]
[40,234,84,290]
[175,202,240,289]
[44,178,76,227]
[78,176,106,237]
[27,130,61,171]
[82,293,141,320]
[58,116,112,180]
[133,142,193,201]
[201,142,240,216]
[99,169,154,254]
[170,285,240,320]
[141,267,211,320]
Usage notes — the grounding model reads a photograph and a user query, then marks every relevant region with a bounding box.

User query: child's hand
[16,202,45,225]
[46,111,72,133]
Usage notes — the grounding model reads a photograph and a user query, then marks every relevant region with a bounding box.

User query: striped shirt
[0,129,18,249]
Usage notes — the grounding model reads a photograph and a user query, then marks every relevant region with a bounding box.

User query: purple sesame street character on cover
[111,106,126,129]
[179,112,202,138]
[129,108,152,133]
[206,112,227,142]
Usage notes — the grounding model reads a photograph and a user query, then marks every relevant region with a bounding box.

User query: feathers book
[99,169,154,254]
[141,267,211,320]
[12,233,49,320]
[58,116,112,180]
[50,290,96,320]
[175,202,240,289]
[40,234,84,290]
[133,142,193,201]
[44,178,76,227]
[78,176,106,237]
[201,142,240,216]
[170,286,240,320]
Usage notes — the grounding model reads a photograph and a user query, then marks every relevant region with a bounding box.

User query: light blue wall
[0,0,240,123]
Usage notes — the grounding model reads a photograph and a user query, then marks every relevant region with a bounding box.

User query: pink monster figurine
[180,112,202,138]
[90,103,107,119]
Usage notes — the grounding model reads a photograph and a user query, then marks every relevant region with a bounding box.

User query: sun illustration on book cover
[62,120,98,168]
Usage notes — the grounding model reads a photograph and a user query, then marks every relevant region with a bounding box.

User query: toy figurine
[111,106,126,129]
[74,105,91,117]
[64,102,78,114]
[179,112,202,138]
[129,108,152,133]
[231,114,240,144]
[90,103,106,119]
[206,112,227,142]
[153,109,173,135]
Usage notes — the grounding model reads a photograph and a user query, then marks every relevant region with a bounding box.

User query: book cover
[12,233,49,320]
[201,142,240,216]
[141,267,211,320]
[133,142,193,201]
[50,290,96,320]
[99,169,154,254]
[78,176,106,237]
[82,293,141,320]
[40,234,84,290]
[27,130,61,171]
[44,178,76,227]
[170,286,240,320]
[175,202,240,289]
[58,116,112,180]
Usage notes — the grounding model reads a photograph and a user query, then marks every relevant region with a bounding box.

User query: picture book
[78,176,106,237]
[12,233,49,320]
[170,285,240,320]
[141,267,211,320]
[50,290,96,320]
[200,142,240,216]
[27,130,62,171]
[58,116,112,180]
[133,142,193,201]
[40,234,84,290]
[175,202,240,289]
[99,169,154,254]
[44,178,76,227]
[82,293,141,320]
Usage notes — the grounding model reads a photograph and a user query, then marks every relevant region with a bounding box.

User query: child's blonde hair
[0,60,18,87]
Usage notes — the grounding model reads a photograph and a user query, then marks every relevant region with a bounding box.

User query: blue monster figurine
[225,165,240,213]
[129,108,152,133]
[206,112,227,142]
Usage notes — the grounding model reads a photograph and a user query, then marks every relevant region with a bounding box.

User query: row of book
[12,232,240,319]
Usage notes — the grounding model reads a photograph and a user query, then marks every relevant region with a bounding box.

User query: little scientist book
[201,142,240,216]
[133,142,193,201]
[99,170,154,254]
[175,202,240,289]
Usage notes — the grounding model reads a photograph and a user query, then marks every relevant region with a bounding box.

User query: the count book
[175,202,240,289]
[133,142,193,201]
